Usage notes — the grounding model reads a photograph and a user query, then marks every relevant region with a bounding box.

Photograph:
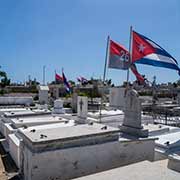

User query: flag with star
[132,31,156,62]
[132,31,180,75]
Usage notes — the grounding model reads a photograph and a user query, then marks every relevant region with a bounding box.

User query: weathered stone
[38,85,49,104]
[52,99,65,114]
[77,96,88,124]
[120,89,148,137]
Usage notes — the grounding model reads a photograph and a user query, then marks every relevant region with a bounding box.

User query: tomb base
[76,117,88,124]
[120,125,148,138]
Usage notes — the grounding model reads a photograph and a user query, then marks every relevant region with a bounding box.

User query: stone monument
[72,92,78,113]
[77,96,88,124]
[52,99,65,114]
[120,89,148,137]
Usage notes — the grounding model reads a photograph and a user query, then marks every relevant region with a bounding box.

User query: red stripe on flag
[55,73,63,81]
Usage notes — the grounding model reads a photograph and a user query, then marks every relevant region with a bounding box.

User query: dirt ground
[0,156,7,180]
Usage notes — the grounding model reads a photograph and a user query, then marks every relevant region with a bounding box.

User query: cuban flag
[62,72,71,93]
[132,31,180,75]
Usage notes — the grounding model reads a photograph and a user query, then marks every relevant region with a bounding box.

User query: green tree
[68,80,75,86]
[0,70,10,88]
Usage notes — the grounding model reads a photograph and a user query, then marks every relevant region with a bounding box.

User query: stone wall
[0,97,33,105]
[21,139,155,180]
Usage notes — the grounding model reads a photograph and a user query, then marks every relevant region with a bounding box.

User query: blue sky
[0,0,179,85]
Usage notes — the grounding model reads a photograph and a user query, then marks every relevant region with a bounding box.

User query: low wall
[168,155,180,172]
[9,134,21,168]
[0,97,33,105]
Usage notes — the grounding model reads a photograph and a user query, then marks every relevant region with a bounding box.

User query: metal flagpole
[100,35,110,122]
[55,70,57,83]
[126,26,133,91]
[103,35,110,82]
[43,65,46,85]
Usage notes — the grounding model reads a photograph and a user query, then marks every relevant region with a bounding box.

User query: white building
[38,85,49,104]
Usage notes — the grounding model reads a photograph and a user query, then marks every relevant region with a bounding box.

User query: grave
[52,99,65,114]
[77,96,88,124]
[72,92,78,113]
[120,89,148,137]
[17,123,121,180]
[8,120,75,168]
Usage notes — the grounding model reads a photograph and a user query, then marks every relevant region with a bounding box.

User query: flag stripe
[62,72,71,93]
[144,53,176,64]
[145,39,178,65]
[136,58,180,71]
[130,64,145,83]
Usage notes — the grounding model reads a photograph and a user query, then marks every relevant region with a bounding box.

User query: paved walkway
[74,160,180,180]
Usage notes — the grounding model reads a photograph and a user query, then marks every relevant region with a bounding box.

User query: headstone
[38,85,49,104]
[120,89,148,137]
[52,99,65,114]
[54,86,59,99]
[77,96,88,124]
[72,92,78,113]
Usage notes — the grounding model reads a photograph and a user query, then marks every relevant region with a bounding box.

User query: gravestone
[54,86,59,99]
[52,99,65,114]
[77,96,88,124]
[72,92,78,113]
[120,89,148,137]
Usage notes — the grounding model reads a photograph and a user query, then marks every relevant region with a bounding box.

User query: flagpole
[43,65,46,85]
[55,70,56,83]
[100,35,110,122]
[103,35,110,82]
[126,26,133,89]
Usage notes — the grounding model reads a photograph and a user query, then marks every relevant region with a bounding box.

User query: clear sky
[0,0,179,85]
